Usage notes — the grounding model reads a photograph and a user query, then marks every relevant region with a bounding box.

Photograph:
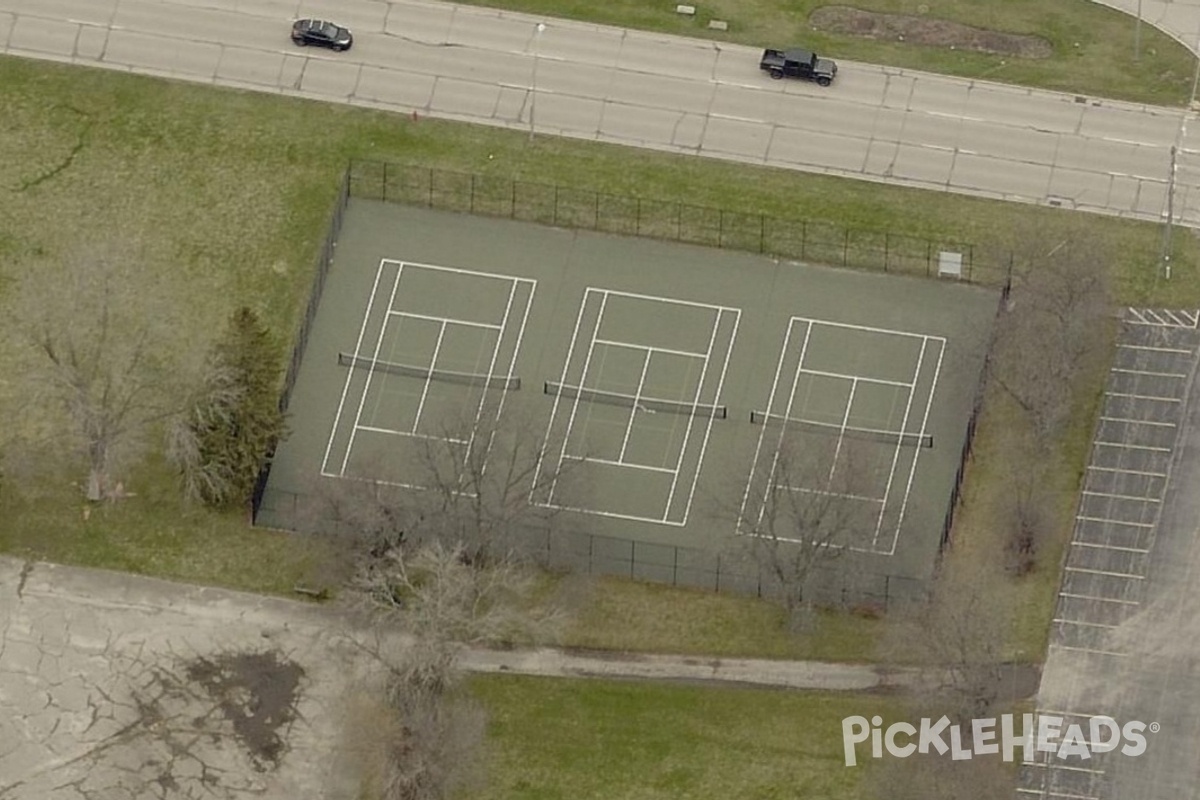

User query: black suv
[291,19,353,52]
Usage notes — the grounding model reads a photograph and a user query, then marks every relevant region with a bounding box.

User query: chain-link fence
[349,159,1014,286]
[257,487,928,611]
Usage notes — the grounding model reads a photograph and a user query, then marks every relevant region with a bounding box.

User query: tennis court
[260,200,1000,588]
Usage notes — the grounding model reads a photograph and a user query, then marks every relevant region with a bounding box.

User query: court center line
[390,310,501,331]
[738,317,798,534]
[340,261,406,477]
[828,377,859,486]
[485,279,538,478]
[759,320,816,533]
[873,335,928,549]
[551,291,610,505]
[323,257,390,475]
[618,349,654,463]
[465,278,520,472]
[788,486,885,504]
[535,288,596,506]
[593,337,707,359]
[881,337,943,555]
[681,309,741,527]
[664,306,723,523]
[411,320,448,435]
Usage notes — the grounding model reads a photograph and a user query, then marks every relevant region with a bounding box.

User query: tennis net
[749,411,933,448]
[544,381,727,419]
[338,352,521,390]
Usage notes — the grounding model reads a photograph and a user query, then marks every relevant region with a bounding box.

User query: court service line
[872,335,928,549]
[390,310,502,331]
[680,309,740,526]
[561,453,676,475]
[382,258,524,283]
[536,501,687,528]
[535,288,601,506]
[663,306,722,523]
[593,337,707,359]
[799,366,914,389]
[322,257,391,476]
[880,336,943,555]
[602,287,739,313]
[793,315,941,342]
[340,261,406,477]
[738,317,802,534]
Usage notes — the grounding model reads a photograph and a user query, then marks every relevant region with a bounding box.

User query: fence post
[470,174,476,214]
[427,167,433,207]
[884,232,890,272]
[594,190,600,230]
[630,541,636,579]
[636,197,641,236]
[926,240,932,277]
[673,546,679,586]
[759,213,766,254]
[588,533,594,575]
[968,244,974,281]
[801,220,807,260]
[382,161,388,202]
[511,180,517,218]
[843,227,850,266]
[715,553,721,592]
[553,185,559,226]
[676,203,682,241]
[718,209,725,248]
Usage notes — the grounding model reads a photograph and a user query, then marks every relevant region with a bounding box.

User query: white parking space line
[1064,566,1145,579]
[1099,415,1176,428]
[1087,465,1167,478]
[1093,441,1172,452]
[1080,489,1161,503]
[1059,592,1139,606]
[1076,515,1155,528]
[1072,540,1151,554]
[1104,391,1181,403]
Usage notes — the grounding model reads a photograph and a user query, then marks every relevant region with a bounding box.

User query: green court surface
[259,201,1000,591]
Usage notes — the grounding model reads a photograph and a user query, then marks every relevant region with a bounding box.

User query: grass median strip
[445,0,1194,106]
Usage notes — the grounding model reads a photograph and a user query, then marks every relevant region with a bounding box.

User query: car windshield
[317,23,339,38]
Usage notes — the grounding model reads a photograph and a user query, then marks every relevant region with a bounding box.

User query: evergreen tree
[174,307,287,507]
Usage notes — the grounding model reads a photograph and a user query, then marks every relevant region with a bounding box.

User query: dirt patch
[810,6,1053,59]
[186,650,306,771]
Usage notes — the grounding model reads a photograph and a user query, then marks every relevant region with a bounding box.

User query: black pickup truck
[760,48,838,86]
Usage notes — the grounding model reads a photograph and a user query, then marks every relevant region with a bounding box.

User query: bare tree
[411,405,579,564]
[726,432,879,631]
[991,232,1112,450]
[10,248,202,500]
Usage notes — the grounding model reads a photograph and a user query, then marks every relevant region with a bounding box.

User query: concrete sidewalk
[1092,0,1200,53]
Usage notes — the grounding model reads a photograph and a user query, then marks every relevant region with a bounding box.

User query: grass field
[468,674,890,799]
[0,53,1191,656]
[449,0,1197,106]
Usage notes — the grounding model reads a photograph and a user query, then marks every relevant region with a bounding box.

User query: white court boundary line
[534,287,738,525]
[321,259,535,487]
[738,316,945,555]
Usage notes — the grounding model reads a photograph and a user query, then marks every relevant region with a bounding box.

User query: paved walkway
[0,555,1038,798]
[1092,0,1200,53]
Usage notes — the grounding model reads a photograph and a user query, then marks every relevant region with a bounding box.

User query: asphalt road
[3,0,1200,227]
